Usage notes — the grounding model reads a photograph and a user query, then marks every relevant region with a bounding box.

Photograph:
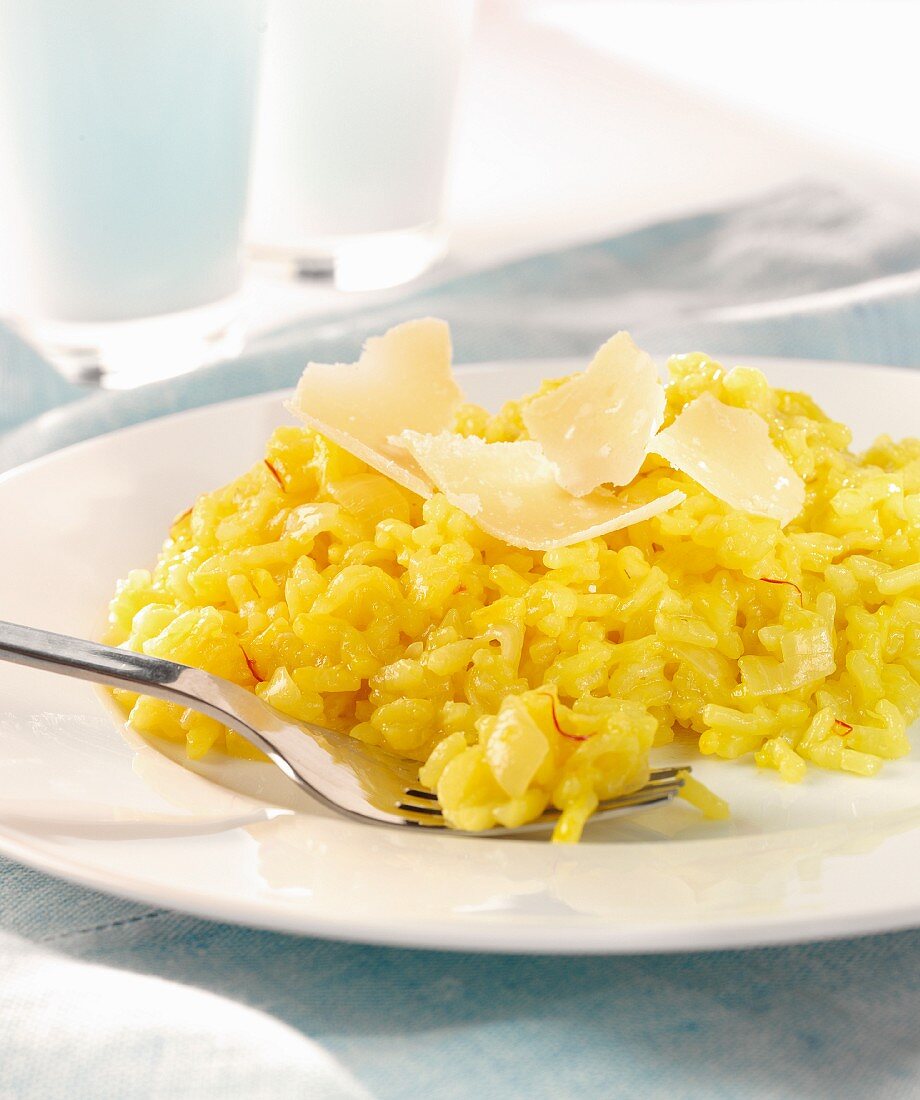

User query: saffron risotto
[107,352,920,842]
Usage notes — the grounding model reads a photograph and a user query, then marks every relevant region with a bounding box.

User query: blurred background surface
[245,0,918,327]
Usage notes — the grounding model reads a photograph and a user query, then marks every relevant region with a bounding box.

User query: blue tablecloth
[2,181,920,1099]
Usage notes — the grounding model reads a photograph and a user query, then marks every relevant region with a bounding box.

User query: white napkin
[0,930,372,1100]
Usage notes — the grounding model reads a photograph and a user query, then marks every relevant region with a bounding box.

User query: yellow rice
[107,353,920,841]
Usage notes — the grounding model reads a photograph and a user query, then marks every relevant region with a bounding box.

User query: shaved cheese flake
[286,318,462,497]
[396,430,685,551]
[651,393,805,525]
[522,331,665,495]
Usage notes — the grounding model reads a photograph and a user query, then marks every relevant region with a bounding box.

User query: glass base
[249,223,448,292]
[11,296,244,389]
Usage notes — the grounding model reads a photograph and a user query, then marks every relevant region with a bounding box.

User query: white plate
[0,356,918,954]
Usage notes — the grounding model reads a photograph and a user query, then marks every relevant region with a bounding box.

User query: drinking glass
[247,0,476,291]
[0,0,263,388]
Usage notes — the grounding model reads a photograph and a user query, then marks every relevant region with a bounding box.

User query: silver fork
[0,620,687,835]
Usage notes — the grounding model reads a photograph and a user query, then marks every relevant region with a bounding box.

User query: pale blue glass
[0,0,263,386]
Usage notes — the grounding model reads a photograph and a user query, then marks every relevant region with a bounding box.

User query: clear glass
[0,0,263,388]
[247,0,475,292]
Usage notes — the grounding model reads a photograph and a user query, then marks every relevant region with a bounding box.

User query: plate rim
[3,822,920,955]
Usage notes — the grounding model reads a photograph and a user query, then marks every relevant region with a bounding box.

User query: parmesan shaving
[522,331,665,495]
[286,318,462,497]
[651,393,805,525]
[396,430,685,551]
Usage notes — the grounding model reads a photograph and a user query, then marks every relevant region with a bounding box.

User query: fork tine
[404,765,687,802]
[648,765,685,781]
[395,801,444,817]
[401,766,688,807]
[399,815,448,829]
[590,789,676,821]
[402,767,688,810]
[395,772,687,831]
[402,787,438,801]
[595,778,684,812]
[397,808,447,828]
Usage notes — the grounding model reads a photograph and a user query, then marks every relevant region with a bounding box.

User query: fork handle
[0,618,295,774]
[0,620,289,757]
[0,620,191,694]
[0,620,408,824]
